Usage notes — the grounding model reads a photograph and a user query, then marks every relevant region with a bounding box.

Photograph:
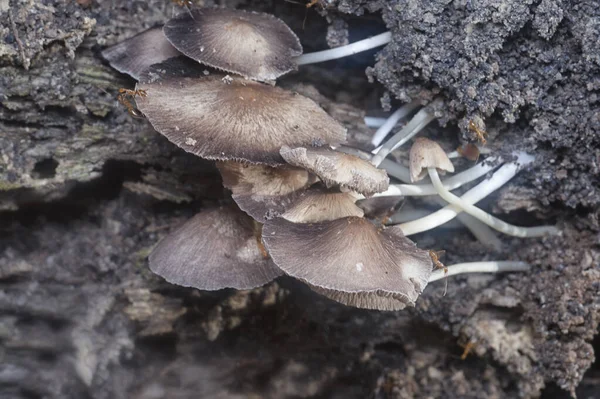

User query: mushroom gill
[149,205,282,291]
[262,217,433,310]
[135,58,347,165]
[163,8,302,82]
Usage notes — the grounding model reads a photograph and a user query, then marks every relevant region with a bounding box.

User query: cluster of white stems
[297,29,560,284]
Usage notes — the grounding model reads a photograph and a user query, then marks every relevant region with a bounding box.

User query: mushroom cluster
[103,6,558,311]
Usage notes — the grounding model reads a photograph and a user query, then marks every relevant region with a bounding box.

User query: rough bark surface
[0,1,599,399]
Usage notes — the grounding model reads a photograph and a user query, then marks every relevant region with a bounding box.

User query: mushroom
[217,161,317,221]
[409,137,455,183]
[280,186,364,223]
[101,26,181,80]
[262,217,433,311]
[163,8,302,82]
[407,142,559,238]
[149,206,282,290]
[280,146,389,196]
[135,58,347,165]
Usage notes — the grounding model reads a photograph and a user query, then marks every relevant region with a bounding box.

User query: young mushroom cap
[136,58,347,165]
[217,161,317,221]
[163,8,302,82]
[409,137,455,182]
[281,186,364,223]
[101,27,181,80]
[262,217,433,310]
[149,206,282,291]
[280,146,389,196]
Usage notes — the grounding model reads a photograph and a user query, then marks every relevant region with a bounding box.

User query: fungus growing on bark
[262,217,433,311]
[217,161,316,221]
[280,146,389,196]
[135,58,346,165]
[101,27,180,80]
[99,6,544,310]
[163,8,302,81]
[149,206,282,290]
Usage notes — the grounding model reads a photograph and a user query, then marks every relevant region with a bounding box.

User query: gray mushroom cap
[217,161,316,221]
[135,58,346,165]
[280,146,389,196]
[409,137,455,182]
[149,206,282,291]
[163,8,302,82]
[262,217,433,310]
[101,26,181,80]
[281,186,364,223]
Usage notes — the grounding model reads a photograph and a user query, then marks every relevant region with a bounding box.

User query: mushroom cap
[149,206,282,291]
[409,137,455,182]
[280,146,389,196]
[217,161,316,221]
[262,217,433,310]
[163,8,302,82]
[136,58,347,165]
[101,27,181,80]
[281,186,364,223]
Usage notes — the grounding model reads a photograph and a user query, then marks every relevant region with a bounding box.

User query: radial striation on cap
[217,161,316,221]
[262,217,433,310]
[149,206,282,291]
[163,8,302,82]
[281,186,364,223]
[280,146,389,196]
[135,59,347,165]
[101,27,181,80]
[409,137,455,182]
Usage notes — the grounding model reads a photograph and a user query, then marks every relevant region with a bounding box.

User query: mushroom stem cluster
[101,6,556,311]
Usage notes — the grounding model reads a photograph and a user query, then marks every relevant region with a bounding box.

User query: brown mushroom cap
[101,27,181,80]
[217,161,316,221]
[409,137,455,182]
[280,146,389,196]
[135,58,346,165]
[149,206,282,290]
[163,8,302,82]
[262,217,433,310]
[281,186,364,223]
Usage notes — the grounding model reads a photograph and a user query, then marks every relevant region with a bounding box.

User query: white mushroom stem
[398,153,539,236]
[371,100,441,167]
[429,261,530,282]
[364,116,388,128]
[427,167,558,237]
[370,101,421,146]
[295,31,392,65]
[374,157,501,197]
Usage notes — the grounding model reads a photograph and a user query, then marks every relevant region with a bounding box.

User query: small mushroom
[217,161,316,221]
[281,186,364,223]
[163,8,302,82]
[262,217,433,310]
[409,137,455,182]
[149,206,282,290]
[280,146,389,196]
[101,27,181,80]
[136,58,346,165]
